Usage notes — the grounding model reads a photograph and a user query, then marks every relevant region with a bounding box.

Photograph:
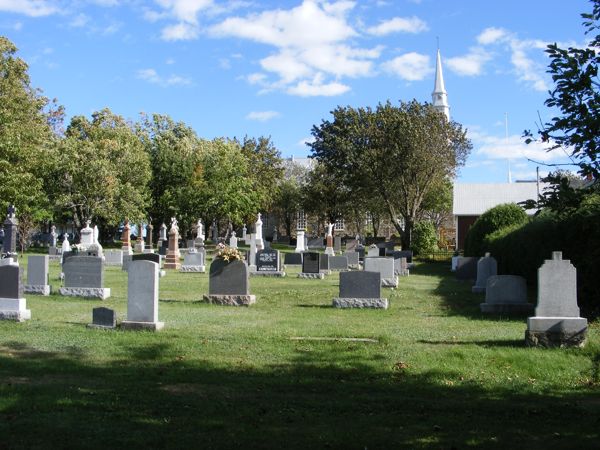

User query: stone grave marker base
[121,320,164,331]
[24,285,51,296]
[480,303,533,314]
[332,298,389,309]
[525,317,587,348]
[381,277,398,288]
[297,272,325,280]
[180,265,206,273]
[59,287,111,300]
[250,271,286,277]
[203,294,256,306]
[0,298,31,321]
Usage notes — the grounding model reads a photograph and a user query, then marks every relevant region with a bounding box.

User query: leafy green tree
[272,161,308,237]
[51,109,151,230]
[236,136,284,216]
[419,177,453,231]
[411,221,438,256]
[309,100,471,248]
[524,0,600,179]
[0,37,61,226]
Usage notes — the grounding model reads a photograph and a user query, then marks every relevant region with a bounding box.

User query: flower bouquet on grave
[214,243,243,262]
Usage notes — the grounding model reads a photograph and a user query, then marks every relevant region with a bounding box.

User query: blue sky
[0,0,592,182]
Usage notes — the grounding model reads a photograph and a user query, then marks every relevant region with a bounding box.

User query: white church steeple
[432,48,450,122]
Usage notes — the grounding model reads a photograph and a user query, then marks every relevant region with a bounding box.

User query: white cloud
[154,0,214,24]
[245,110,280,122]
[469,130,562,163]
[161,22,199,40]
[69,13,90,28]
[446,47,491,76]
[298,136,315,146]
[366,16,428,36]
[477,27,508,45]
[136,68,192,86]
[0,0,58,17]
[287,74,350,97]
[382,52,432,81]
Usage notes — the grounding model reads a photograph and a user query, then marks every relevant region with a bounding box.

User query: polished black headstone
[284,253,302,265]
[257,249,279,272]
[339,271,381,298]
[0,264,23,298]
[92,307,116,328]
[132,253,160,265]
[302,252,320,273]
[319,253,329,271]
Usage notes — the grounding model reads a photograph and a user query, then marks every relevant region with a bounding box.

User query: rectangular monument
[203,259,255,306]
[59,255,110,299]
[121,260,163,331]
[364,257,398,287]
[332,271,388,309]
[0,263,31,321]
[298,252,324,279]
[24,255,51,296]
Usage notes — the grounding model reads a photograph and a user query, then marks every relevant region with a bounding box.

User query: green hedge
[464,203,528,257]
[483,196,600,318]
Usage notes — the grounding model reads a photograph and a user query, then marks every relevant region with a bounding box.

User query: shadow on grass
[0,340,598,449]
[411,262,529,322]
[417,339,525,348]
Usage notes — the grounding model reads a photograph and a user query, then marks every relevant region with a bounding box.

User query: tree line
[0,35,470,248]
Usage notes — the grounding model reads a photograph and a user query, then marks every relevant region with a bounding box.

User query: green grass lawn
[0,255,598,449]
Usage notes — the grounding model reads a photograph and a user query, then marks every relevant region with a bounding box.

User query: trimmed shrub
[464,203,528,257]
[411,221,438,256]
[483,195,600,318]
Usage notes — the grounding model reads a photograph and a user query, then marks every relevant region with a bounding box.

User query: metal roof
[453,182,543,216]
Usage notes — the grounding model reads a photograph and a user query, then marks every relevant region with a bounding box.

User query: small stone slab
[59,287,111,300]
[87,307,117,329]
[203,294,256,306]
[0,297,31,322]
[297,272,325,279]
[332,298,389,309]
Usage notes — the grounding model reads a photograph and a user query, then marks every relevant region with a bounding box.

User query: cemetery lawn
[1,257,599,449]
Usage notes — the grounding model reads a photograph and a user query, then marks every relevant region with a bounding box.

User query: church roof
[433,49,447,95]
[453,182,544,216]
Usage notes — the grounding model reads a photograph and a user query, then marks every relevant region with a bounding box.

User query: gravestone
[104,250,124,267]
[122,260,163,331]
[346,239,358,252]
[88,307,117,329]
[158,240,168,256]
[377,241,395,256]
[0,262,30,321]
[252,249,285,277]
[451,255,459,272]
[157,222,167,249]
[284,252,302,266]
[49,226,60,259]
[248,233,257,271]
[333,236,342,253]
[145,223,154,252]
[134,223,145,253]
[332,271,388,309]
[241,224,247,241]
[204,259,255,306]
[393,250,413,264]
[121,220,133,255]
[255,213,264,250]
[367,244,379,257]
[295,230,306,253]
[357,247,365,262]
[229,231,238,249]
[364,257,397,287]
[394,257,409,276]
[472,253,498,293]
[329,255,348,271]
[480,275,533,314]
[307,237,324,249]
[2,205,18,257]
[132,253,161,264]
[181,250,206,272]
[526,252,588,347]
[344,251,359,269]
[164,223,181,270]
[298,252,324,279]
[59,255,110,299]
[325,223,335,256]
[455,257,478,280]
[24,255,51,296]
[319,253,330,274]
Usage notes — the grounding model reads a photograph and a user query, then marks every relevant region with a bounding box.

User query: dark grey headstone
[319,253,329,271]
[0,264,23,298]
[158,241,168,256]
[329,256,348,270]
[302,252,320,274]
[378,247,386,256]
[92,307,116,328]
[393,250,413,263]
[132,253,161,265]
[344,251,359,266]
[63,256,104,288]
[27,255,48,286]
[357,247,365,261]
[455,257,478,280]
[339,271,381,298]
[284,253,302,265]
[307,237,325,248]
[209,259,249,295]
[257,249,279,272]
[334,236,342,252]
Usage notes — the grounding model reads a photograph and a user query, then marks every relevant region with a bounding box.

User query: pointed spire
[433,49,447,95]
[432,46,450,121]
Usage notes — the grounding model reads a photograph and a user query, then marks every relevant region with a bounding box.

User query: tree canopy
[309,100,471,248]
